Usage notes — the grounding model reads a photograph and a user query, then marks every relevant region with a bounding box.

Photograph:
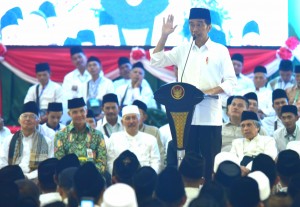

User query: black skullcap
[279,60,293,71]
[295,65,300,73]
[22,101,39,116]
[215,160,241,188]
[133,166,158,198]
[254,65,267,74]
[39,1,56,18]
[118,57,130,66]
[281,105,298,116]
[113,150,141,184]
[87,56,101,64]
[0,165,25,182]
[74,162,105,199]
[55,153,80,176]
[47,102,63,112]
[68,97,86,109]
[0,10,18,30]
[230,177,260,207]
[277,150,300,177]
[241,111,259,122]
[252,154,277,187]
[155,167,185,203]
[10,7,23,19]
[58,167,78,190]
[77,29,96,45]
[272,89,288,102]
[38,158,59,189]
[70,46,83,56]
[86,109,95,118]
[189,8,211,24]
[102,93,119,106]
[35,63,50,73]
[179,152,205,179]
[132,62,145,70]
[231,53,244,63]
[132,100,147,113]
[227,96,234,106]
[244,92,258,102]
[242,20,260,37]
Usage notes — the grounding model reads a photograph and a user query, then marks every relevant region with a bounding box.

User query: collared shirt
[115,82,157,109]
[24,80,63,110]
[41,123,65,140]
[262,115,284,137]
[233,74,254,95]
[0,131,53,179]
[54,123,107,173]
[267,76,296,91]
[230,134,278,163]
[222,121,268,152]
[254,86,274,116]
[96,116,123,141]
[107,131,161,174]
[150,38,237,125]
[274,125,300,152]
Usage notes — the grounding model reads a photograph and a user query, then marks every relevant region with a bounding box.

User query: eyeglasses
[20,114,37,120]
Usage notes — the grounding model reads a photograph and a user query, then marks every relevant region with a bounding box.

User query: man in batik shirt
[54,97,107,173]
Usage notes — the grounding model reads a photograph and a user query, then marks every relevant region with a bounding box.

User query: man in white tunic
[0,101,53,179]
[106,105,160,174]
[24,63,63,124]
[230,111,277,167]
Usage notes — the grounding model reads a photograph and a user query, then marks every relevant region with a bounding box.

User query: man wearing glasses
[0,101,53,179]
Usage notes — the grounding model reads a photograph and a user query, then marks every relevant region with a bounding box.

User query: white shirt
[274,125,300,152]
[96,116,123,141]
[234,74,254,95]
[183,187,201,207]
[150,38,237,125]
[262,115,284,137]
[230,134,278,163]
[40,192,62,207]
[106,131,161,174]
[41,123,65,140]
[82,75,115,102]
[254,86,274,116]
[0,127,12,146]
[116,82,157,109]
[159,124,172,154]
[24,80,63,110]
[113,78,151,91]
[0,132,53,179]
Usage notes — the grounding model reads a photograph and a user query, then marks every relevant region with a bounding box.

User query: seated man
[96,93,123,140]
[54,97,107,173]
[262,89,289,136]
[106,105,160,174]
[230,111,277,166]
[274,105,300,152]
[0,101,53,179]
[41,102,65,140]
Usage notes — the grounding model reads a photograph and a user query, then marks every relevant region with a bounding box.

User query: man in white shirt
[267,60,295,91]
[231,53,254,95]
[61,46,91,124]
[96,93,123,140]
[0,101,53,179]
[106,105,160,174]
[24,63,63,124]
[274,105,300,152]
[262,89,289,136]
[251,66,273,117]
[0,115,12,144]
[230,111,277,166]
[41,102,65,140]
[116,62,157,109]
[83,56,114,120]
[150,8,236,180]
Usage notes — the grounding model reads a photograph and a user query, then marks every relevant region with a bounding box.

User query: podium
[154,82,217,167]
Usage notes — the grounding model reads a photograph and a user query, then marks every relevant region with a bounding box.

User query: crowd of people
[1,7,300,207]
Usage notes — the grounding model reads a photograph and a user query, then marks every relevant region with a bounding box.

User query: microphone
[180,35,196,82]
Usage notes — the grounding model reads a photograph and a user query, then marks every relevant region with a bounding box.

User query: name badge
[87,149,94,159]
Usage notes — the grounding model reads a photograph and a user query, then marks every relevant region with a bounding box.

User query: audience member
[86,109,97,129]
[0,164,25,182]
[0,114,12,143]
[15,179,41,207]
[248,171,271,202]
[286,65,300,112]
[0,181,19,207]
[57,167,78,204]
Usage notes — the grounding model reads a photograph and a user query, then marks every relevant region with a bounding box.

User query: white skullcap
[286,141,300,156]
[102,183,138,207]
[122,105,140,117]
[214,152,240,173]
[248,171,270,201]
